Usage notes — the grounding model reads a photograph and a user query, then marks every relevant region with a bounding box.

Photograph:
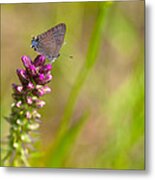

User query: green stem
[57,3,111,139]
[46,3,112,160]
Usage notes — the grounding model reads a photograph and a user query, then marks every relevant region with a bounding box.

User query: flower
[21,55,52,87]
[12,84,23,94]
[3,55,53,167]
[16,69,29,85]
[39,64,52,74]
[33,55,45,67]
[33,85,51,97]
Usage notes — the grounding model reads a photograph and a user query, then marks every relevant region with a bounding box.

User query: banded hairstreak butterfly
[31,23,66,63]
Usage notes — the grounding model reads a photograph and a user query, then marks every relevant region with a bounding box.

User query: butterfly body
[31,23,66,62]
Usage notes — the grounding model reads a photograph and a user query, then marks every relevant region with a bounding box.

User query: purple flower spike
[39,64,52,74]
[5,54,53,166]
[21,56,32,69]
[33,55,46,67]
[16,69,29,85]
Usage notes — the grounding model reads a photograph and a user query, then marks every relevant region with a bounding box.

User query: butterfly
[31,23,66,63]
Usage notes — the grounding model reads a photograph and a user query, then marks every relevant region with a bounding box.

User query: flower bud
[26,82,34,90]
[32,110,41,119]
[42,86,51,93]
[33,86,51,97]
[33,55,46,67]
[28,65,37,76]
[39,64,52,74]
[33,88,44,97]
[34,74,44,85]
[12,84,23,94]
[26,96,33,105]
[27,123,40,130]
[26,111,32,119]
[16,69,29,85]
[35,100,46,108]
[16,101,22,108]
[21,56,32,68]
[44,74,52,84]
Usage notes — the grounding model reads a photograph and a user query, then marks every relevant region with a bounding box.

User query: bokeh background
[1,1,144,169]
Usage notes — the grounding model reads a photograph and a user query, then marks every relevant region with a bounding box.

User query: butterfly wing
[34,23,66,61]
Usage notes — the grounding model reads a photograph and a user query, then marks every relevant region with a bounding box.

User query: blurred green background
[1,1,144,169]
